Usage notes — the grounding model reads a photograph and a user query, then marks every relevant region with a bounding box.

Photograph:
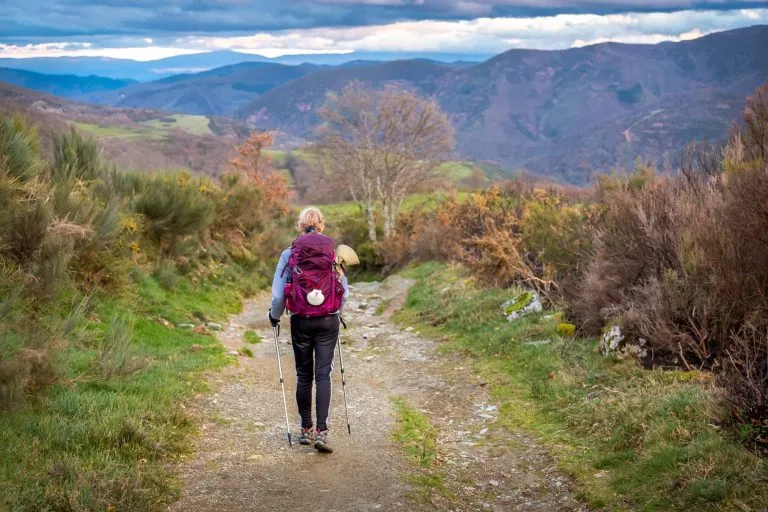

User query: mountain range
[0,51,483,81]
[1,25,767,183]
[238,25,768,183]
[0,68,136,98]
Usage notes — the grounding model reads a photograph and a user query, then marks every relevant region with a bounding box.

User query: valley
[2,25,766,183]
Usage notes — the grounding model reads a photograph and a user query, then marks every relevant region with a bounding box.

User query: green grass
[142,115,212,136]
[72,121,156,140]
[392,397,439,468]
[243,331,261,344]
[396,263,768,511]
[391,396,452,502]
[0,269,257,511]
[321,192,469,228]
[72,114,212,143]
[436,161,476,181]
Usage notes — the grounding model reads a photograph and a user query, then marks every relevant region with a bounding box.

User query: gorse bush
[52,128,102,183]
[134,173,216,249]
[0,114,43,182]
[0,113,290,409]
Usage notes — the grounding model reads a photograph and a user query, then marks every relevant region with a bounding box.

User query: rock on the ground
[501,291,542,321]
[600,324,648,360]
[206,322,223,331]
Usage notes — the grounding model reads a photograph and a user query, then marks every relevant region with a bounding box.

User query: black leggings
[290,314,340,431]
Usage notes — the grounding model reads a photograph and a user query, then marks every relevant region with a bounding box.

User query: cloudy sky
[1,0,767,60]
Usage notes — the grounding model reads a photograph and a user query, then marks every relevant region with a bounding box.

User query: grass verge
[0,269,261,511]
[391,396,451,502]
[395,263,768,511]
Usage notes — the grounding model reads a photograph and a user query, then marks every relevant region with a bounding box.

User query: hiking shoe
[314,429,333,453]
[298,427,313,446]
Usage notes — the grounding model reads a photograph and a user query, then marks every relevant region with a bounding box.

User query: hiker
[268,207,349,453]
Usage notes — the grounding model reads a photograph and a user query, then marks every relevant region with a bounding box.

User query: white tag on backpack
[307,289,325,306]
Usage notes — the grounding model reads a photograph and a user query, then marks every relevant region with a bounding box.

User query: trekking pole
[272,324,292,447]
[338,316,351,435]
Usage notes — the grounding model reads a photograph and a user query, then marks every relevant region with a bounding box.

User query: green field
[72,121,158,140]
[72,114,212,141]
[321,192,468,225]
[143,115,213,136]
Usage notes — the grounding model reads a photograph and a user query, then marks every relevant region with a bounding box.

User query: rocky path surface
[170,277,588,512]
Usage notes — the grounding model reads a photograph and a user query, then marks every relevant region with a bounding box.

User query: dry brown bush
[570,84,768,419]
[0,348,55,406]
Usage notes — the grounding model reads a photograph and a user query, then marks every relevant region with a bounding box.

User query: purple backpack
[283,232,343,317]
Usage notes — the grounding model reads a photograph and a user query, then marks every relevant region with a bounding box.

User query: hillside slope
[84,62,319,116]
[0,82,243,174]
[239,25,768,183]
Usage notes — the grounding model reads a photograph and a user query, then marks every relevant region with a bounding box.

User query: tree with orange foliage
[229,130,290,207]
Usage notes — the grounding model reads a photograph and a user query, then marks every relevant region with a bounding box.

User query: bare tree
[315,84,381,242]
[316,82,455,241]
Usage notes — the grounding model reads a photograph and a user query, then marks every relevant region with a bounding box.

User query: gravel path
[170,277,588,511]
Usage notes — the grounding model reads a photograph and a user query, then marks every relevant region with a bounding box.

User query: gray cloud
[2,0,768,40]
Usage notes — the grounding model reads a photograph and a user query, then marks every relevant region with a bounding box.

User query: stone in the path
[226,350,239,356]
[206,322,223,331]
[177,323,196,329]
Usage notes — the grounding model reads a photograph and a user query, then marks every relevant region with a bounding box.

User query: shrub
[134,173,215,249]
[98,308,144,380]
[152,260,180,291]
[0,347,55,407]
[51,128,102,183]
[388,184,592,301]
[568,86,768,420]
[5,199,53,263]
[0,114,43,182]
[557,323,576,337]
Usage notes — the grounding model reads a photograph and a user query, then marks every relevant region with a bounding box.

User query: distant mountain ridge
[0,68,135,98]
[82,61,321,116]
[0,50,484,81]
[238,25,768,183]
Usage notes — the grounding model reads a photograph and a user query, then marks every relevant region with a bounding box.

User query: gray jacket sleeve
[269,249,291,319]
[340,272,350,313]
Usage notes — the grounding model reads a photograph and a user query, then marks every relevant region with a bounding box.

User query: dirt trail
[170,277,587,512]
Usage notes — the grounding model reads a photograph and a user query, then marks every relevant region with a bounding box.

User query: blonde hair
[297,207,325,233]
